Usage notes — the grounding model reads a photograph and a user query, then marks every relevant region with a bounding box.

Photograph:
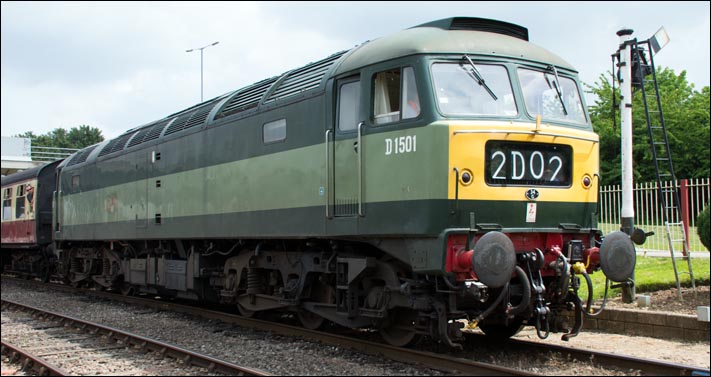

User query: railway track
[1,340,68,376]
[1,297,270,376]
[2,276,709,376]
[462,333,710,376]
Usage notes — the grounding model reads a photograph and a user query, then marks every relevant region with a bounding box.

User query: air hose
[581,270,610,317]
[470,282,510,328]
[507,266,531,316]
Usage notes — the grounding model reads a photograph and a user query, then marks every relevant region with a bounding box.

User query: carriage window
[2,188,11,221]
[517,68,587,125]
[431,63,517,117]
[72,175,80,189]
[15,184,26,219]
[263,119,286,144]
[373,67,420,125]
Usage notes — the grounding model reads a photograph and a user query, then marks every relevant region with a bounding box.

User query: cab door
[332,76,362,218]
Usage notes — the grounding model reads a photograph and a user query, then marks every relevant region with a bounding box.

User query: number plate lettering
[385,135,417,155]
[485,141,572,186]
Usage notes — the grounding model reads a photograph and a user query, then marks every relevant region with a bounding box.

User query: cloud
[1,2,349,139]
[1,1,709,141]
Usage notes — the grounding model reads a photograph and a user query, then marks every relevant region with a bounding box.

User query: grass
[577,256,710,301]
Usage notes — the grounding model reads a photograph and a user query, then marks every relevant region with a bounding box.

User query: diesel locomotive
[2,17,637,348]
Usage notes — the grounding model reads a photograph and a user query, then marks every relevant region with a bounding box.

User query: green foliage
[586,67,710,186]
[15,125,104,150]
[698,205,710,252]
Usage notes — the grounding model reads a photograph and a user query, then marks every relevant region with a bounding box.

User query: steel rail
[1,340,69,376]
[1,277,534,376]
[507,338,710,376]
[463,332,710,376]
[1,298,271,376]
[13,276,709,376]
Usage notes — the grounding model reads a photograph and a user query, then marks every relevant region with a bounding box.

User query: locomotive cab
[326,17,637,343]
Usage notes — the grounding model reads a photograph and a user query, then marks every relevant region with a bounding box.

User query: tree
[586,67,710,186]
[698,205,710,252]
[15,125,104,150]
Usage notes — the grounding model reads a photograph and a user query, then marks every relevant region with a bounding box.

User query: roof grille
[183,105,213,130]
[266,51,347,102]
[126,127,153,148]
[163,113,192,136]
[98,139,119,157]
[215,76,278,119]
[109,132,135,153]
[66,145,98,166]
[97,131,135,157]
[143,120,169,142]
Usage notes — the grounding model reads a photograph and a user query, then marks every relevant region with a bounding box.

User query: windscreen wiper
[463,55,498,101]
[547,65,568,115]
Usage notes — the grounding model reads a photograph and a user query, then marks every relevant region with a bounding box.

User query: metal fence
[599,178,710,253]
[31,146,78,162]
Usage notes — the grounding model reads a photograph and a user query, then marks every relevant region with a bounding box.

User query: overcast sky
[2,1,709,140]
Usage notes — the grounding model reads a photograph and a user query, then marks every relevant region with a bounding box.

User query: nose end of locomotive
[599,231,637,282]
[471,231,517,288]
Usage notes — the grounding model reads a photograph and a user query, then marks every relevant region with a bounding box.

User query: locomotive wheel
[380,308,422,347]
[237,303,256,318]
[120,283,134,296]
[297,310,324,330]
[297,282,335,330]
[479,318,524,340]
[91,281,106,292]
[39,262,51,283]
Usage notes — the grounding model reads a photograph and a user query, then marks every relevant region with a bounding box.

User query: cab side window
[338,80,361,132]
[373,66,420,125]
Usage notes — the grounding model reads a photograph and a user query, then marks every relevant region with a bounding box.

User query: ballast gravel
[2,279,709,375]
[1,280,444,376]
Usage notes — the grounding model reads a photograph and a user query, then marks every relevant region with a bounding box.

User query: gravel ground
[594,285,710,316]
[2,279,709,375]
[512,284,710,369]
[1,308,221,376]
[1,280,445,376]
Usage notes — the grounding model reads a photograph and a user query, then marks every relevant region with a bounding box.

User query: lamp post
[186,41,219,102]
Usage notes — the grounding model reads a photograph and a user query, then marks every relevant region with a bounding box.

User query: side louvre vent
[265,51,347,102]
[215,76,279,120]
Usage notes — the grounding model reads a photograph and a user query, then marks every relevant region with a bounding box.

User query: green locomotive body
[46,17,636,346]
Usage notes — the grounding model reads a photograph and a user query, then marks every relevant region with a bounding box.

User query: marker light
[460,170,473,185]
[582,174,592,189]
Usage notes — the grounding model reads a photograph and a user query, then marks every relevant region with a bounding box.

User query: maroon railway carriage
[1,160,62,278]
